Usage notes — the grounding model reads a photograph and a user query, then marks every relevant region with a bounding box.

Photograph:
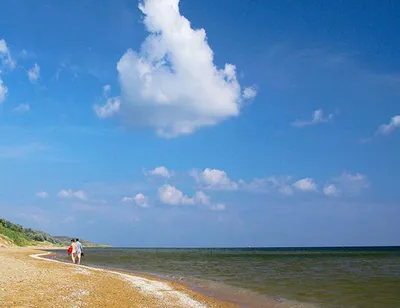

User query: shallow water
[50,247,400,308]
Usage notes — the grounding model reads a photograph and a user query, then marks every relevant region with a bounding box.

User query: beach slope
[0,248,238,308]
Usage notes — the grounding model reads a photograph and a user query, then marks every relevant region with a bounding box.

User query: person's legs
[76,252,81,265]
[71,253,76,263]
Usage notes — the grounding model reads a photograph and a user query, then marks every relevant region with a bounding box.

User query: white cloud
[121,196,134,202]
[158,185,225,210]
[292,178,317,192]
[191,169,305,196]
[194,191,226,211]
[0,40,8,54]
[292,109,334,127]
[146,166,172,178]
[27,63,40,83]
[158,184,194,206]
[188,167,366,198]
[0,79,8,104]
[0,39,16,69]
[242,87,257,100]
[36,191,49,199]
[94,85,120,118]
[98,0,255,138]
[377,115,400,135]
[187,167,368,198]
[94,96,120,118]
[133,193,149,208]
[57,189,87,201]
[57,190,70,198]
[13,103,30,113]
[122,193,150,208]
[323,184,339,197]
[332,172,369,195]
[191,168,238,190]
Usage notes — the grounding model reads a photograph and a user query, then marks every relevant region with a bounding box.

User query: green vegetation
[0,217,109,247]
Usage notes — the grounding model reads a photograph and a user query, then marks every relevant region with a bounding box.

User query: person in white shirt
[75,238,84,265]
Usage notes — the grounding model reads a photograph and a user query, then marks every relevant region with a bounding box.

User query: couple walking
[68,238,84,265]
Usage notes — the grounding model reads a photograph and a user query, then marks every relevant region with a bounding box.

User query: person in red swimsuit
[69,239,78,264]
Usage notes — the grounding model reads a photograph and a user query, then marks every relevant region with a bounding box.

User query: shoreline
[40,251,249,307]
[44,249,305,308]
[34,251,240,307]
[0,247,240,307]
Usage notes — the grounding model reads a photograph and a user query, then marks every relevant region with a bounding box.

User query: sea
[48,246,400,308]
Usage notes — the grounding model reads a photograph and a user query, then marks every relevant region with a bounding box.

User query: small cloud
[133,193,149,208]
[121,196,134,203]
[36,191,49,199]
[332,172,369,196]
[194,191,226,211]
[27,63,40,83]
[158,186,224,210]
[377,115,400,135]
[122,193,150,208]
[13,103,30,113]
[292,109,335,127]
[242,87,257,100]
[146,166,172,178]
[0,79,8,104]
[94,85,120,118]
[0,39,16,70]
[191,168,238,191]
[57,189,87,201]
[292,178,317,192]
[323,184,339,197]
[158,185,194,206]
[94,86,120,118]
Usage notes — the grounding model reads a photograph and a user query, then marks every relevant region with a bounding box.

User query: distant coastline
[0,217,110,248]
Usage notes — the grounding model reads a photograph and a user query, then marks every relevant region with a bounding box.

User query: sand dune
[0,235,14,248]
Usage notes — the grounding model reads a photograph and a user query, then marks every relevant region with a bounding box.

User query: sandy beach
[0,247,239,308]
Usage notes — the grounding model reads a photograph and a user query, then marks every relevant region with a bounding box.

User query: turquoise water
[50,247,400,307]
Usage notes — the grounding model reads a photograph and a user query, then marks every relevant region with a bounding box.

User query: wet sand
[0,247,240,308]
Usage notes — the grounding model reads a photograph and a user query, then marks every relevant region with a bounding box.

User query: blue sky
[0,0,399,247]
